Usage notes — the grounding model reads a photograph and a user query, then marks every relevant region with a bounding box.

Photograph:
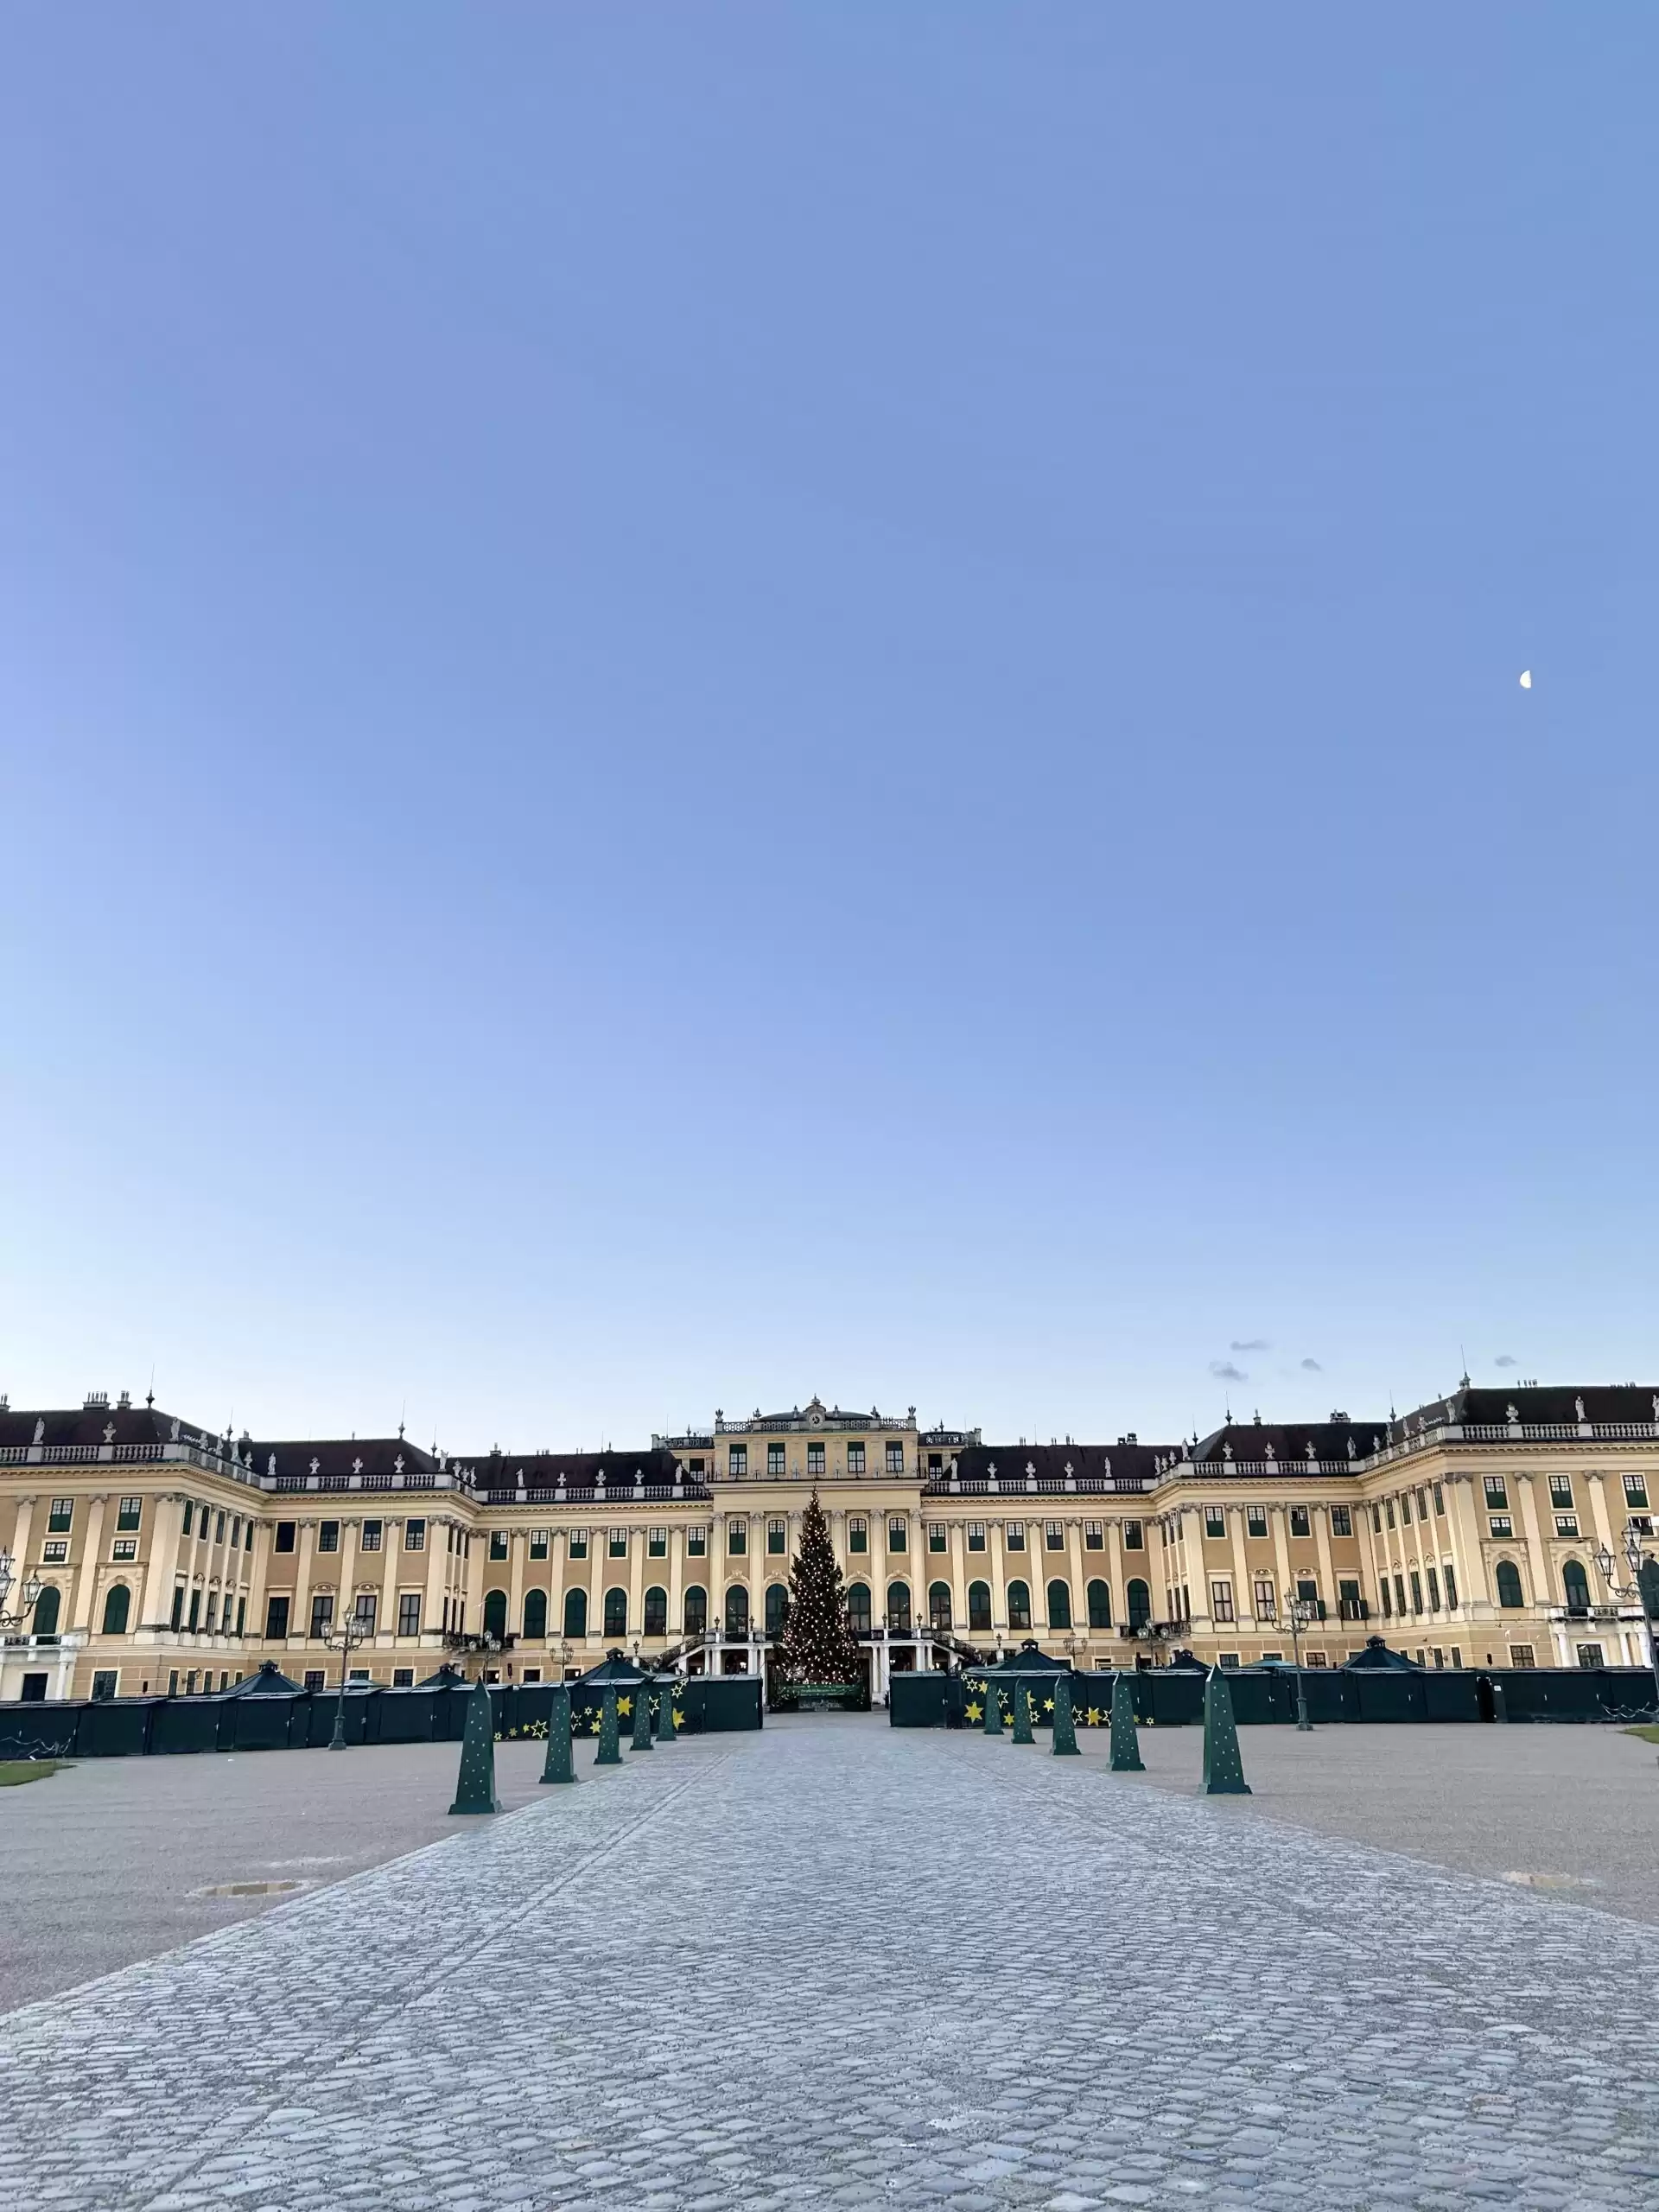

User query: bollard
[1109,1670,1145,1772]
[631,1681,653,1751]
[1052,1675,1080,1756]
[1012,1684,1035,1744]
[448,1679,501,1815]
[981,1677,1003,1737]
[539,1683,575,1784]
[657,1681,677,1742]
[595,1684,623,1766]
[1201,1666,1252,1796]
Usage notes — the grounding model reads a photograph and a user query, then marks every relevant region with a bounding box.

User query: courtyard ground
[4,1717,1659,2209]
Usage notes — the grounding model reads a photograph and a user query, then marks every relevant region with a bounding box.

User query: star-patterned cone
[658,1681,677,1741]
[981,1677,1003,1737]
[631,1681,652,1751]
[595,1684,623,1766]
[539,1684,575,1784]
[448,1679,501,1815]
[1052,1675,1080,1755]
[1202,1665,1251,1796]
[1109,1670,1145,1772]
[1012,1685,1035,1744]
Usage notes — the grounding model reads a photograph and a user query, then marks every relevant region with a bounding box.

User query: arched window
[482,1588,508,1639]
[603,1587,627,1638]
[928,1582,952,1630]
[968,1580,992,1631]
[887,1580,912,1630]
[1046,1580,1072,1630]
[1561,1559,1590,1611]
[645,1586,668,1637]
[1007,1580,1031,1630]
[100,1584,131,1636]
[1086,1578,1111,1630]
[28,1582,60,1639]
[522,1588,548,1640]
[1127,1577,1151,1629]
[1496,1560,1524,1609]
[765,1583,789,1636]
[725,1585,749,1635]
[563,1588,588,1638]
[846,1581,872,1633]
[683,1585,707,1635]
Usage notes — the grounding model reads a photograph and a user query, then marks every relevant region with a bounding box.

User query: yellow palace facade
[2,1382,1656,1704]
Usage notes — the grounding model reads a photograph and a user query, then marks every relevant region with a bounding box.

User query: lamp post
[1592,1532,1659,1712]
[558,1637,572,1682]
[318,1599,375,1751]
[1284,1591,1319,1732]
[0,1551,44,1634]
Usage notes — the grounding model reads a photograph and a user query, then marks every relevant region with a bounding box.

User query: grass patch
[1622,1725,1659,1746]
[0,1760,70,1787]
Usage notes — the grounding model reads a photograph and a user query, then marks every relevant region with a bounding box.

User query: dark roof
[976,1641,1071,1675]
[1343,1636,1422,1671]
[575,1651,650,1685]
[413,1664,471,1691]
[944,1441,1175,1491]
[0,1402,214,1452]
[217,1660,308,1697]
[249,1436,442,1483]
[453,1446,693,1495]
[1390,1382,1659,1444]
[1190,1421,1382,1469]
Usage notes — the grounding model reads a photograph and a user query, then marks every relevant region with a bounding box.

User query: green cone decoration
[540,1683,575,1784]
[1109,1670,1145,1772]
[1202,1665,1252,1796]
[1011,1684,1035,1744]
[658,1681,677,1742]
[1052,1675,1080,1755]
[980,1675,1002,1737]
[448,1680,501,1815]
[631,1682,652,1751]
[595,1684,622,1765]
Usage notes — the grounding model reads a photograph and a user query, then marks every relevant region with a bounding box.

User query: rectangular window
[1217,1652,1240,1669]
[1379,1579,1392,1618]
[1484,1477,1509,1510]
[1426,1566,1440,1609]
[888,1517,907,1553]
[215,1511,226,1543]
[1409,1572,1423,1613]
[245,1522,254,1551]
[1044,1521,1064,1551]
[1384,1499,1395,1529]
[1624,1476,1650,1510]
[205,1594,218,1631]
[849,1517,868,1554]
[728,1444,747,1478]
[360,1521,383,1553]
[186,1589,200,1630]
[765,1443,785,1477]
[489,1531,509,1560]
[1204,1509,1224,1539]
[767,1518,786,1555]
[353,1593,377,1633]
[848,1443,866,1474]
[265,1594,291,1640]
[1247,1509,1268,1539]
[404,1518,426,1551]
[304,1669,326,1693]
[648,1528,667,1558]
[393,1668,415,1688]
[1548,1477,1573,1509]
[886,1442,904,1474]
[1576,1643,1605,1669]
[111,1538,137,1561]
[568,1529,588,1559]
[1444,1563,1458,1609]
[397,1593,421,1637]
[1338,1577,1361,1617]
[529,1529,549,1559]
[609,1528,627,1557]
[92,1669,118,1702]
[117,1496,142,1531]
[1122,1519,1144,1550]
[1211,1582,1235,1623]
[319,1521,340,1554]
[310,1593,334,1638]
[728,1521,747,1555]
[1084,1520,1103,1551]
[1414,1489,1427,1522]
[1509,1643,1536,1669]
[807,1443,825,1477]
[686,1527,706,1557]
[1555,1515,1580,1538]
[1253,1578,1275,1619]
[1371,1503,1382,1533]
[1289,1506,1310,1538]
[230,1516,241,1547]
[181,1501,194,1536]
[1330,1504,1352,1537]
[1488,1516,1513,1539]
[41,1541,67,1563]
[1393,1574,1408,1617]
[1433,1484,1445,1516]
[967,1522,986,1554]
[48,1498,73,1533]
[1005,1522,1025,1551]
[928,1523,946,1552]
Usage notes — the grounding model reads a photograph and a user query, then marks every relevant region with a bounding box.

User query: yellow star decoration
[617,1696,632,1717]
[588,1714,602,1734]
[965,1700,984,1723]
[1084,1708,1103,1726]
[1043,1698,1055,1713]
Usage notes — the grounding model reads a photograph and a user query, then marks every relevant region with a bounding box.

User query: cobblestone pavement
[4,1719,1659,2212]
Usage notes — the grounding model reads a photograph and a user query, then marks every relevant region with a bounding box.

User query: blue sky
[3,8,1655,1452]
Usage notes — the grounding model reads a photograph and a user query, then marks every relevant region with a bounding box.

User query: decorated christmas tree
[776,1486,861,1685]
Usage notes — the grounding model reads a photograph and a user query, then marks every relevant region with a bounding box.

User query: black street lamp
[317,1599,375,1751]
[1592,1532,1659,1714]
[1284,1592,1319,1732]
[0,1549,44,1634]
